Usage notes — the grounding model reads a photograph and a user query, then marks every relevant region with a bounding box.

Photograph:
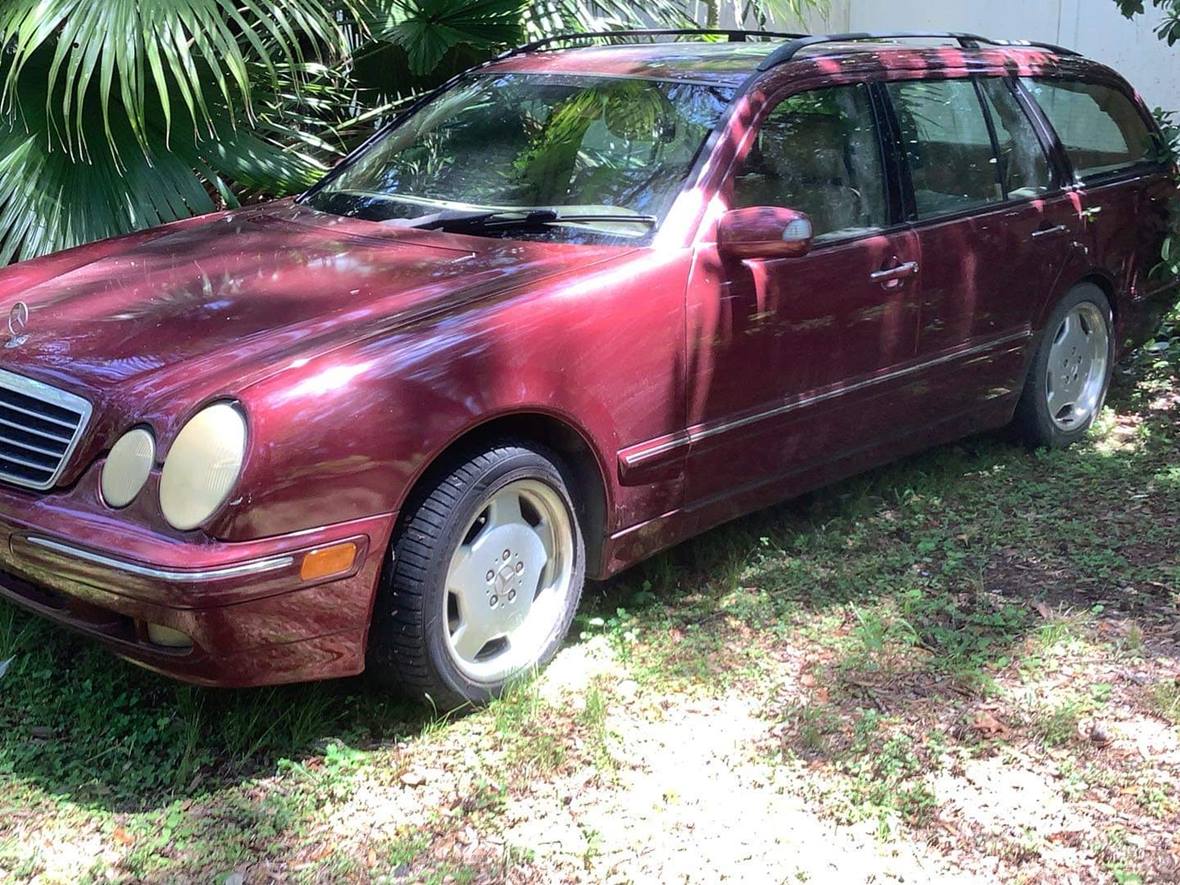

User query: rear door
[882,75,1081,425]
[1019,76,1171,349]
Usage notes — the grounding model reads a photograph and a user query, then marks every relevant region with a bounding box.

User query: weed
[0,838,42,880]
[1150,680,1180,726]
[385,832,429,868]
[579,681,616,773]
[490,675,614,778]
[784,702,843,756]
[1034,697,1087,746]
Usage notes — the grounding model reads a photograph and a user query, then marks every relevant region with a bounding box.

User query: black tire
[1014,283,1114,449]
[367,443,586,710]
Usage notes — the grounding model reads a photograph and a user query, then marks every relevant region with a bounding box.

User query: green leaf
[0,51,327,263]
[0,0,346,154]
[379,0,526,76]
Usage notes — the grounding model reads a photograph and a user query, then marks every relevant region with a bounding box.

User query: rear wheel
[1015,284,1114,448]
[368,444,585,710]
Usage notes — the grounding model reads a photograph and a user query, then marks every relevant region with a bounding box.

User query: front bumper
[0,507,396,687]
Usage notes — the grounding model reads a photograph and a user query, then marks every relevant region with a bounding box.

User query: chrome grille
[0,368,91,491]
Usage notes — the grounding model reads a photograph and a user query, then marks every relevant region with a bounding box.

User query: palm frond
[741,0,829,28]
[0,0,345,156]
[0,54,326,263]
[520,0,698,36]
[0,119,214,265]
[373,0,526,76]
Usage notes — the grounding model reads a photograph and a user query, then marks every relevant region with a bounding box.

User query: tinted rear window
[1021,78,1155,179]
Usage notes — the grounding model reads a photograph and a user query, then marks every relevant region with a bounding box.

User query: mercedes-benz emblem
[6,301,29,349]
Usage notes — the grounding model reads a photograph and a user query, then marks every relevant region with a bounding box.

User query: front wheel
[368,443,585,710]
[1014,284,1114,448]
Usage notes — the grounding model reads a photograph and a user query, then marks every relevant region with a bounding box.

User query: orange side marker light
[300,542,358,581]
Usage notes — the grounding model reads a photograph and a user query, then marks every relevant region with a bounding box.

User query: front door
[683,81,922,510]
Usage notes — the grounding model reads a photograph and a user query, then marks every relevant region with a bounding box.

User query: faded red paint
[0,42,1174,686]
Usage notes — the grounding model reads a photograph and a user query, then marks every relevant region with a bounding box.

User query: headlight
[159,402,247,530]
[101,427,155,508]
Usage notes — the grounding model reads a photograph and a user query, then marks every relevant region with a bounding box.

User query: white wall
[814,0,1180,111]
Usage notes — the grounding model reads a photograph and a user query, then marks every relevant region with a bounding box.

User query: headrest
[760,113,851,182]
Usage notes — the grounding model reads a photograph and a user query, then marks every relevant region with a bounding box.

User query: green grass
[1152,680,1180,727]
[487,672,616,781]
[0,632,422,809]
[2,308,1178,881]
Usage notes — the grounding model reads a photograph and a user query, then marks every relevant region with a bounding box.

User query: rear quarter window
[1021,78,1156,180]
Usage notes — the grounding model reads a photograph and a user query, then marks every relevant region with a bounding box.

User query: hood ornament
[6,301,29,349]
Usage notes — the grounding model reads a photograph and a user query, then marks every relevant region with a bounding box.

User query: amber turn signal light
[300,542,358,581]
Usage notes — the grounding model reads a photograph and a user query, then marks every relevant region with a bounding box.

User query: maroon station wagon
[0,30,1175,708]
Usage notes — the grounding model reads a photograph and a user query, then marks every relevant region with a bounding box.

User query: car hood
[0,202,633,410]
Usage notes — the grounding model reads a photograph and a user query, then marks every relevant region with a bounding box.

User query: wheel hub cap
[443,478,574,683]
[1045,302,1109,431]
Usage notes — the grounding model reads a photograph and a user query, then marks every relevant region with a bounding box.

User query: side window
[732,83,887,242]
[977,78,1056,199]
[886,78,1000,219]
[1021,78,1155,179]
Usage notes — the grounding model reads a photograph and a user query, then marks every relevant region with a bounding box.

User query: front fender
[210,249,692,543]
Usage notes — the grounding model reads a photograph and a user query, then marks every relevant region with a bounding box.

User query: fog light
[300,542,358,581]
[147,623,192,649]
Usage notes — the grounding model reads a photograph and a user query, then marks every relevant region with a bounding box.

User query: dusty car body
[0,31,1174,704]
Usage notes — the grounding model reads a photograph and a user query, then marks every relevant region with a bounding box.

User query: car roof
[483,38,1105,90]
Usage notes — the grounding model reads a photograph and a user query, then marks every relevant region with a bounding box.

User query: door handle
[1031,224,1069,239]
[870,261,920,285]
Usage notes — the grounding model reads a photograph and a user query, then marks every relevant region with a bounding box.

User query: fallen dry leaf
[972,710,1010,737]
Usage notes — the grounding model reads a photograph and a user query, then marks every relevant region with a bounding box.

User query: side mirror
[718,206,813,260]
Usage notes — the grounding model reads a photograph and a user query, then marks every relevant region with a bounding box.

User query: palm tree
[0,0,823,264]
[0,0,359,263]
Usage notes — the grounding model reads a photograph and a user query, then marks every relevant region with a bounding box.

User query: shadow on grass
[1,315,1177,820]
[0,613,436,813]
[581,318,1180,715]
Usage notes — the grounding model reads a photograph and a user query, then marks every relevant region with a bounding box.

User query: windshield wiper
[412,208,560,231]
[555,213,658,227]
[411,208,658,233]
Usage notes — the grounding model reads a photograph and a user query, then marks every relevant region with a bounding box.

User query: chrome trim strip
[27,536,295,583]
[624,328,1032,467]
[0,367,93,491]
[0,449,56,472]
[0,432,65,459]
[0,396,78,430]
[0,415,72,445]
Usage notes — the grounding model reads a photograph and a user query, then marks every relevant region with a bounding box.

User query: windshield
[306,72,734,241]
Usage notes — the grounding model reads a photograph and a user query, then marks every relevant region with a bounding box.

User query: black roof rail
[497,28,808,61]
[975,36,1082,55]
[757,31,1081,71]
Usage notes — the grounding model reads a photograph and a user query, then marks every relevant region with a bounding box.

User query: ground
[2,308,1178,885]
